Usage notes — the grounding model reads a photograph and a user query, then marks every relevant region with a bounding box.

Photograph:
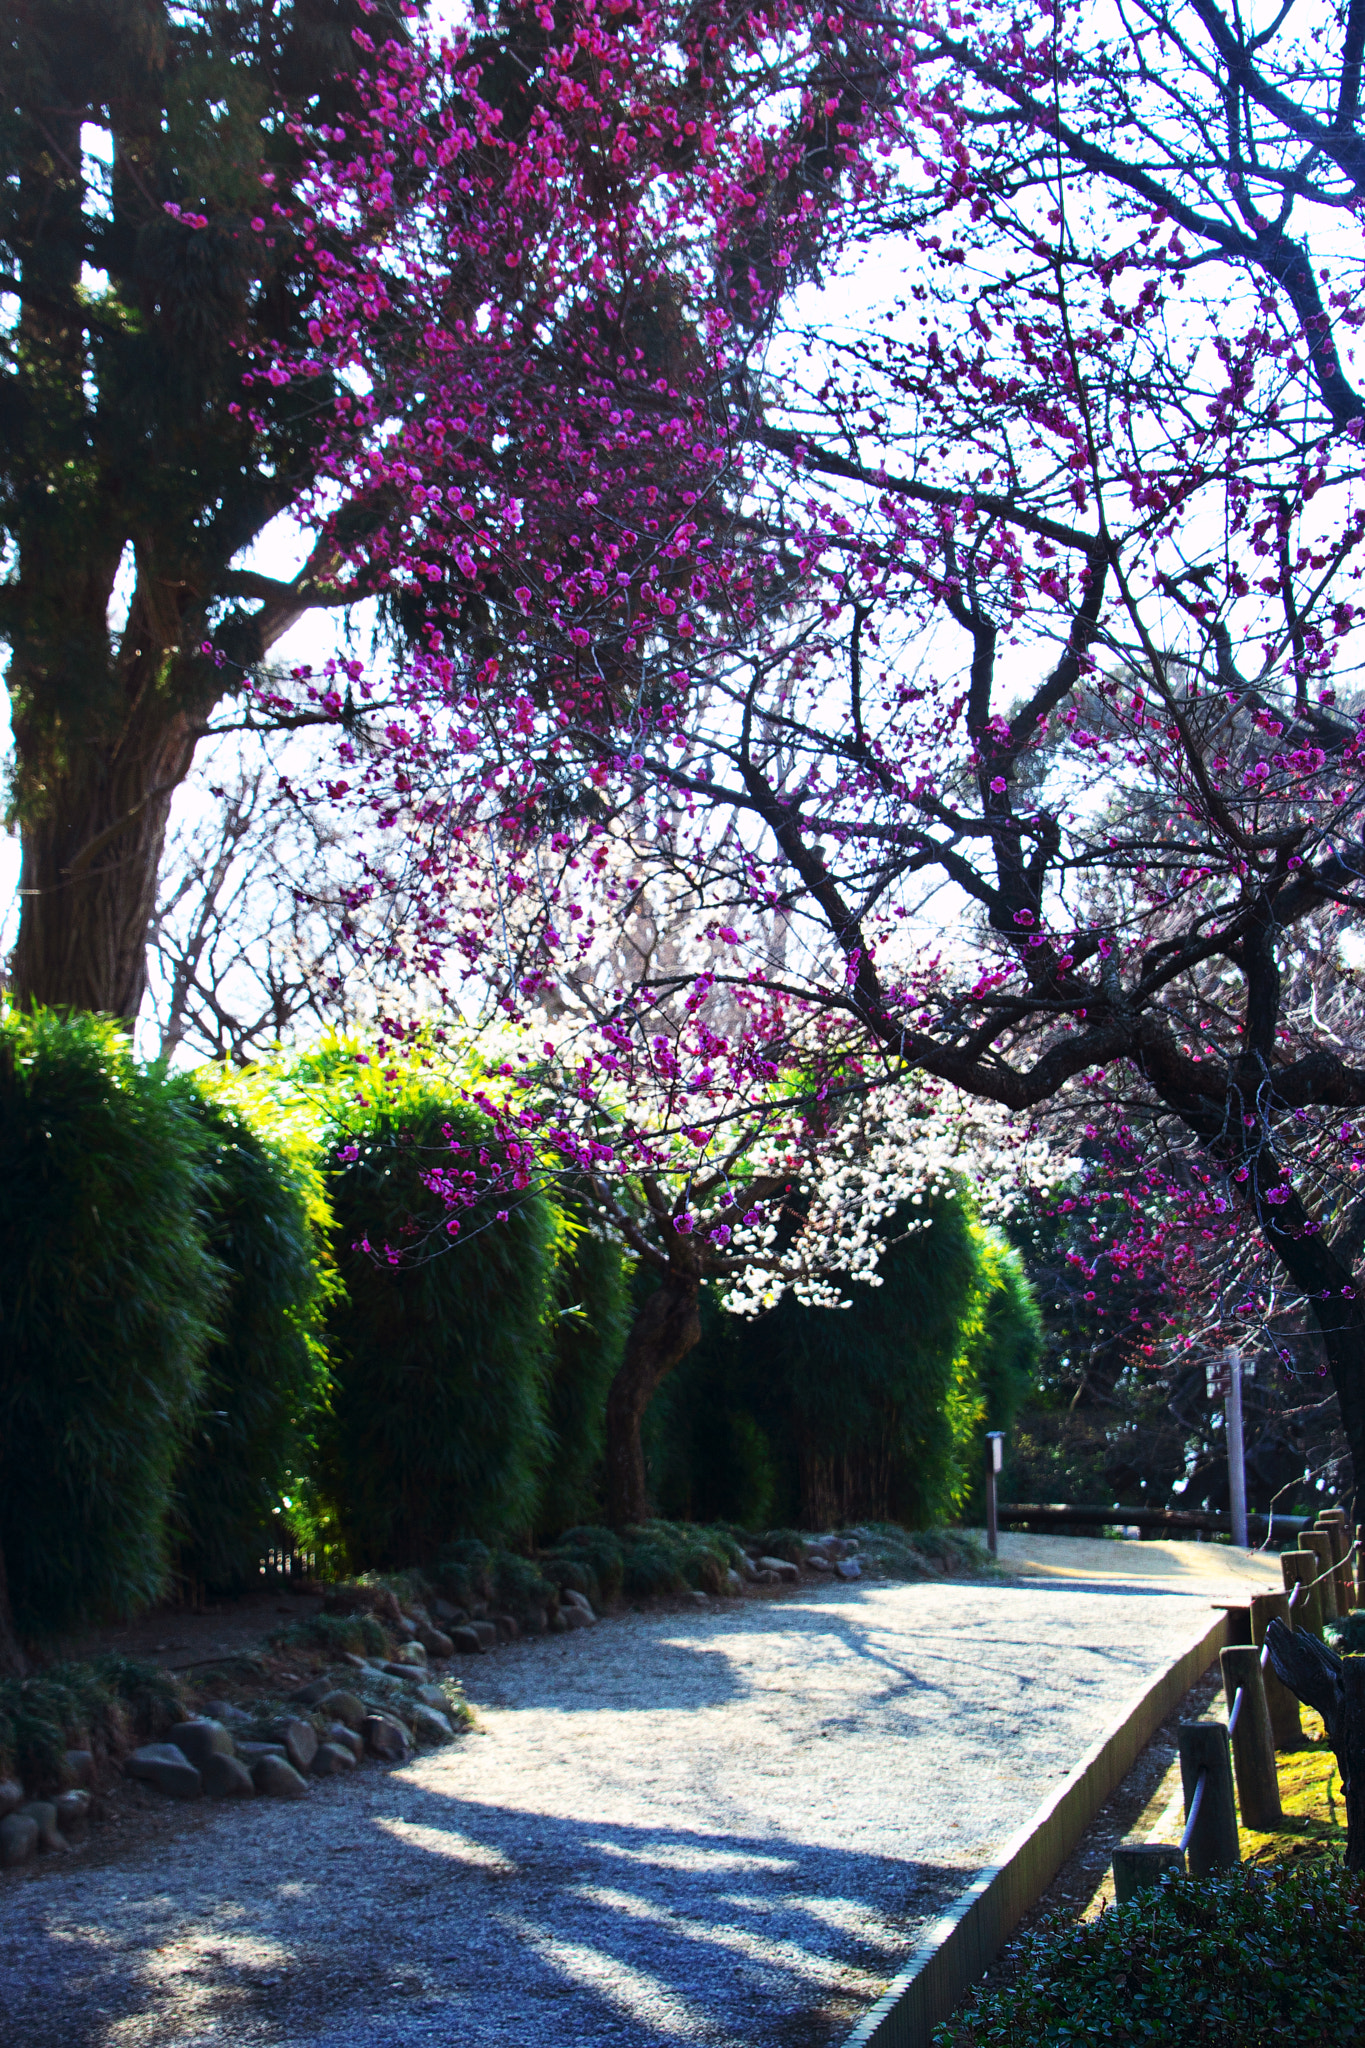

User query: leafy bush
[621,1536,687,1596]
[934,1862,1365,2047]
[650,1189,1039,1530]
[435,1538,494,1609]
[543,1525,626,1606]
[0,1007,222,1637]
[315,1076,556,1566]
[537,1201,630,1535]
[490,1551,558,1622]
[1326,1609,1365,1654]
[269,1611,389,1660]
[171,1081,333,1591]
[615,1521,739,1597]
[0,1656,186,1791]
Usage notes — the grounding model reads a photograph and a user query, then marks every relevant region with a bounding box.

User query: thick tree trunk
[1266,1618,1365,1869]
[1249,1181,1365,1515]
[604,1252,702,1527]
[9,699,200,1022]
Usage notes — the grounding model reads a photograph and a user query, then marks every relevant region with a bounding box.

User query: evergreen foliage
[316,1081,556,1567]
[934,1862,1365,2047]
[1,0,415,1020]
[649,1190,1041,1529]
[537,1202,630,1536]
[170,1083,333,1592]
[0,1008,221,1638]
[0,1654,187,1792]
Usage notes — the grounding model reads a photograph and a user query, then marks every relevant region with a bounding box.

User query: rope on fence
[1227,1685,1244,1736]
[1178,1770,1208,1855]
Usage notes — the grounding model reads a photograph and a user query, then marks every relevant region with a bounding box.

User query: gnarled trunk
[604,1253,702,1527]
[9,714,197,1021]
[1266,1618,1365,1869]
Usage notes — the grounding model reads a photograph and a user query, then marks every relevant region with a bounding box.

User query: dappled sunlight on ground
[2,1573,1238,2047]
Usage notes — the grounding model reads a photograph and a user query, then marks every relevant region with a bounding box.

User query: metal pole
[985,1432,1003,1557]
[1226,1347,1247,1549]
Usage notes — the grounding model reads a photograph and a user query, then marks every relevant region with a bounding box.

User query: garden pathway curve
[0,1542,1280,2048]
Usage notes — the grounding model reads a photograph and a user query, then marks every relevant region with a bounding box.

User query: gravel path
[1,1564,1260,2048]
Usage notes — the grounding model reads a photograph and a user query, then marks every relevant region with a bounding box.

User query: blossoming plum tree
[272,0,1365,1507]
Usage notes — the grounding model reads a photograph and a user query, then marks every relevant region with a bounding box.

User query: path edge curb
[841,1607,1230,2048]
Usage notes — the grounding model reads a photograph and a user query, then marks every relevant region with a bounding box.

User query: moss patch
[1238,1707,1347,1869]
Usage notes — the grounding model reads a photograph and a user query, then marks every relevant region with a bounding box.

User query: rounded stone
[326,1723,365,1763]
[53,1790,92,1841]
[0,1813,39,1869]
[201,1753,255,1798]
[251,1754,309,1800]
[316,1690,367,1730]
[0,1778,24,1821]
[311,1741,356,1776]
[169,1720,235,1772]
[449,1626,486,1654]
[17,1801,65,1853]
[409,1705,455,1746]
[63,1749,96,1788]
[361,1713,411,1762]
[394,1641,427,1667]
[126,1744,201,1800]
[264,1717,318,1774]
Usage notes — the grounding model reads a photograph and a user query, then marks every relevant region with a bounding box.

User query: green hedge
[649,1189,1040,1529]
[170,1086,332,1591]
[316,1084,556,1565]
[934,1862,1365,2046]
[0,1008,221,1637]
[537,1199,629,1536]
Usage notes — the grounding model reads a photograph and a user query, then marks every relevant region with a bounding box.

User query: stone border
[842,1609,1229,2048]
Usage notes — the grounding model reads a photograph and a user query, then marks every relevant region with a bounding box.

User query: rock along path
[0,1543,1280,2048]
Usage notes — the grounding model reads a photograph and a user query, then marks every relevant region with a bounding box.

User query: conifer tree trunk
[604,1254,702,1527]
[9,706,199,1022]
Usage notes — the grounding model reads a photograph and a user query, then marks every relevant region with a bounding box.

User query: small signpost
[1206,1348,1250,1549]
[985,1431,1004,1557]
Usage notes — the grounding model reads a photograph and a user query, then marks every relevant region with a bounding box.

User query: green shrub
[0,1007,222,1637]
[543,1525,626,1605]
[490,1551,558,1622]
[611,1521,738,1597]
[650,1188,1038,1530]
[950,1231,1042,1522]
[171,1083,333,1591]
[935,1862,1365,2047]
[537,1202,629,1535]
[1326,1610,1365,1654]
[268,1611,389,1660]
[316,1081,556,1566]
[621,1536,687,1596]
[435,1538,494,1609]
[0,1655,186,1791]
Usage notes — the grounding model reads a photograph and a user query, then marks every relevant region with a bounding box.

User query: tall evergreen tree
[0,0,410,1018]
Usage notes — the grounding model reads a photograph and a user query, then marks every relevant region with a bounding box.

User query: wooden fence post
[1112,1844,1184,1903]
[1250,1591,1303,1749]
[1220,1646,1283,1829]
[1301,1532,1340,1624]
[1177,1723,1240,1875]
[1316,1512,1354,1616]
[1282,1550,1324,1638]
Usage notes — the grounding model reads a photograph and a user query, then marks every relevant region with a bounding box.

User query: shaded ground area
[0,1543,1276,2048]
